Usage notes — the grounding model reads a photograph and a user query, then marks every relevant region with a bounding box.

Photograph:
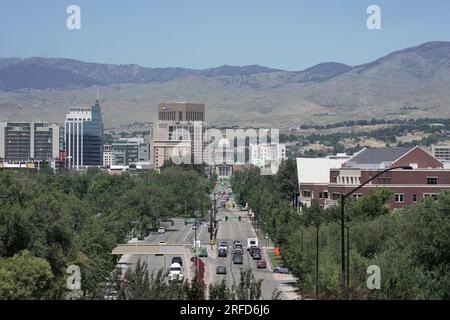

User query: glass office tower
[65,99,103,169]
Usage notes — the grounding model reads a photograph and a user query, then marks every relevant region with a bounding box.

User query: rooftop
[345,147,413,166]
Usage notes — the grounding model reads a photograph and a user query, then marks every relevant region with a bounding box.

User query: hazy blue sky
[0,0,449,70]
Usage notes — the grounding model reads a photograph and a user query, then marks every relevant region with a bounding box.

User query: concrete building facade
[0,122,60,168]
[152,103,207,170]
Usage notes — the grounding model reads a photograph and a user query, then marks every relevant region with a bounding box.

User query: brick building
[298,146,450,209]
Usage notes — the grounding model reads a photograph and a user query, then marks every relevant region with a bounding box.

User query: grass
[267,251,284,269]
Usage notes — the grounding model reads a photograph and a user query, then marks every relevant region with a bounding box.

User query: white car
[168,263,184,282]
[159,241,166,246]
[158,227,165,234]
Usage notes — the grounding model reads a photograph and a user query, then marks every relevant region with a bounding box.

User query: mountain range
[1,41,450,129]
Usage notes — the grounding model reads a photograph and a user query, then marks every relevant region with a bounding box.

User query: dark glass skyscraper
[64,99,103,169]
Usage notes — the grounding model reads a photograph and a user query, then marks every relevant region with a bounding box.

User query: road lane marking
[183,226,193,243]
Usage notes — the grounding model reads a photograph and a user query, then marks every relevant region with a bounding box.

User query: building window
[303,190,311,197]
[332,193,341,200]
[394,194,404,203]
[424,194,439,200]
[323,192,328,199]
[427,177,438,185]
[413,194,417,202]
[319,192,323,199]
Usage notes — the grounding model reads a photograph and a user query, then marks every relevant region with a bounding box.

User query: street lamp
[340,165,413,291]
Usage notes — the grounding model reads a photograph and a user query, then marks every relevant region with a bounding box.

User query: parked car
[158,227,165,234]
[218,242,228,251]
[232,254,243,264]
[256,260,267,269]
[216,266,227,274]
[172,256,183,266]
[159,241,166,246]
[273,266,290,274]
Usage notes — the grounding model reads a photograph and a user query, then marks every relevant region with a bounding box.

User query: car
[216,266,227,274]
[232,253,243,264]
[232,247,243,255]
[195,247,208,257]
[168,263,184,282]
[218,242,228,251]
[233,241,242,248]
[218,248,227,257]
[273,266,290,274]
[158,227,165,234]
[159,241,167,246]
[249,247,261,257]
[172,256,183,266]
[252,252,262,260]
[256,260,267,269]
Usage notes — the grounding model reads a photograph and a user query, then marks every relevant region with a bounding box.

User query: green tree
[0,251,54,300]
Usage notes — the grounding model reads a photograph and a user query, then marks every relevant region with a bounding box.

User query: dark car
[218,248,227,257]
[273,266,290,274]
[233,247,243,255]
[232,254,243,264]
[256,260,267,269]
[249,247,261,257]
[171,256,183,266]
[252,252,262,260]
[216,266,227,274]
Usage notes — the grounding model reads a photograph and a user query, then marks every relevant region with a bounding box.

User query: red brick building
[298,146,450,209]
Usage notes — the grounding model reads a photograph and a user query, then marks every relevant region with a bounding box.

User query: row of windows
[303,190,440,203]
[336,176,440,185]
[395,193,438,202]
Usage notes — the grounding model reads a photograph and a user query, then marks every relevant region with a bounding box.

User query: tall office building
[0,122,60,166]
[152,102,207,170]
[64,99,103,169]
[112,137,149,165]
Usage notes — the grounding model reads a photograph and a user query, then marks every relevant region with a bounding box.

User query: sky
[0,0,449,71]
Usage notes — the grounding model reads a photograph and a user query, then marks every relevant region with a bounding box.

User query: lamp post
[340,165,413,291]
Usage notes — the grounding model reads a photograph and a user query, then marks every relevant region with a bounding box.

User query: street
[124,204,291,299]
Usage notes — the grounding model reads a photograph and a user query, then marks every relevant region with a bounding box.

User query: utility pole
[213,192,217,230]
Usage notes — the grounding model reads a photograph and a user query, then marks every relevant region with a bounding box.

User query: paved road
[123,207,289,299]
[211,206,282,300]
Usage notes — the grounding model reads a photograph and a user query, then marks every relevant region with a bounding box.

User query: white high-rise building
[249,143,286,174]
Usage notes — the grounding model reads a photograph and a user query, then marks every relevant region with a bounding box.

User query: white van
[247,238,258,250]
